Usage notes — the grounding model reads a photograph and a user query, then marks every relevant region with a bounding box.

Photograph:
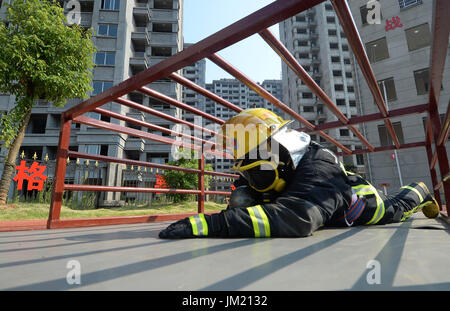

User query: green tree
[0,0,96,204]
[163,151,213,203]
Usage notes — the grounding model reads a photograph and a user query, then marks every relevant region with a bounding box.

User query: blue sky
[183,0,281,83]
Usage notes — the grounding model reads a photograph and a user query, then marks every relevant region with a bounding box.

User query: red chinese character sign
[13,161,48,191]
[154,174,168,194]
[385,16,403,31]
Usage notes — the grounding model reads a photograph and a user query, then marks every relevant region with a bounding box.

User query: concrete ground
[0,214,449,291]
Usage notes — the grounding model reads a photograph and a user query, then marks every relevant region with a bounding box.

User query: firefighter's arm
[159,195,324,239]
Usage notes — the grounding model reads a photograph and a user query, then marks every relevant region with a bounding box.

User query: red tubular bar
[298,104,429,133]
[115,97,219,137]
[62,0,326,121]
[140,86,225,124]
[64,184,231,196]
[68,151,239,178]
[208,53,352,154]
[437,101,450,146]
[427,0,450,210]
[335,142,426,157]
[93,107,215,147]
[330,0,400,149]
[258,28,375,152]
[169,73,243,113]
[47,118,72,228]
[198,153,205,213]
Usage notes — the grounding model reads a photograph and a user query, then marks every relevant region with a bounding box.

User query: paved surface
[0,214,449,291]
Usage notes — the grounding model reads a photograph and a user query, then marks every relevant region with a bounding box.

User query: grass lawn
[0,201,227,221]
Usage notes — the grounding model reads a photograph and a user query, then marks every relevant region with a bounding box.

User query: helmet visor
[234,160,278,192]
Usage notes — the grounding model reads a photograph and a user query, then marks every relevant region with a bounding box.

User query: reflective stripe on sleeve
[247,205,271,238]
[189,214,208,236]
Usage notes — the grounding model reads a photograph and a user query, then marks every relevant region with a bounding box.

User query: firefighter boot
[417,182,440,218]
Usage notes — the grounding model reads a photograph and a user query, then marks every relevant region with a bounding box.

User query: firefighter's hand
[159,218,194,239]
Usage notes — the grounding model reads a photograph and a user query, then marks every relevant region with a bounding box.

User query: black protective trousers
[199,143,432,238]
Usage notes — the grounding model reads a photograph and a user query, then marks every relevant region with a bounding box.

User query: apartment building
[348,0,450,194]
[0,0,184,204]
[279,1,366,175]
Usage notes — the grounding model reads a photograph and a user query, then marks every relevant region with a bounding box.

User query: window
[152,47,172,57]
[296,28,307,34]
[295,15,306,22]
[328,29,337,36]
[331,56,340,63]
[298,53,309,59]
[153,23,172,33]
[345,72,352,78]
[405,23,431,51]
[344,58,351,64]
[347,86,354,93]
[366,37,389,63]
[335,84,344,91]
[302,92,313,99]
[413,68,429,95]
[297,40,308,47]
[333,70,342,77]
[92,81,113,95]
[378,122,405,146]
[377,77,397,101]
[101,0,120,10]
[326,17,335,24]
[398,0,422,10]
[154,0,173,9]
[336,99,345,106]
[95,52,115,65]
[349,100,356,107]
[98,24,118,37]
[342,45,349,51]
[303,106,314,113]
[354,146,365,165]
[26,114,47,134]
[340,129,350,136]
[325,4,333,11]
[330,43,339,49]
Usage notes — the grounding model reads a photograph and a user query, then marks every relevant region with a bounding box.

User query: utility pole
[381,81,403,187]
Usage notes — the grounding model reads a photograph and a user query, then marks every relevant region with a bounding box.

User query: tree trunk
[0,107,33,204]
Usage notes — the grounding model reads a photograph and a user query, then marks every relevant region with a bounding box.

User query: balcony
[149,32,178,46]
[134,1,150,21]
[131,27,150,45]
[150,9,178,22]
[310,44,320,52]
[130,52,149,74]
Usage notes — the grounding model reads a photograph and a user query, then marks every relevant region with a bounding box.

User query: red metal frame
[36,0,449,230]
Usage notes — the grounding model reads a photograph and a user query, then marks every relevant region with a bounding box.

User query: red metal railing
[45,0,449,229]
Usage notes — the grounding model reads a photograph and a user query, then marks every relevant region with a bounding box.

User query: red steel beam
[94,107,215,148]
[62,0,325,121]
[140,86,225,124]
[115,97,219,137]
[330,0,400,149]
[74,115,199,150]
[169,73,243,113]
[335,141,426,157]
[208,53,352,154]
[68,151,239,178]
[428,0,450,208]
[298,104,429,133]
[437,101,450,146]
[259,28,375,152]
[48,118,72,227]
[64,184,232,196]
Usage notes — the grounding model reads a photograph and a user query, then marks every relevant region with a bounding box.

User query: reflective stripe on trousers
[247,205,271,238]
[351,184,385,225]
[189,214,208,236]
